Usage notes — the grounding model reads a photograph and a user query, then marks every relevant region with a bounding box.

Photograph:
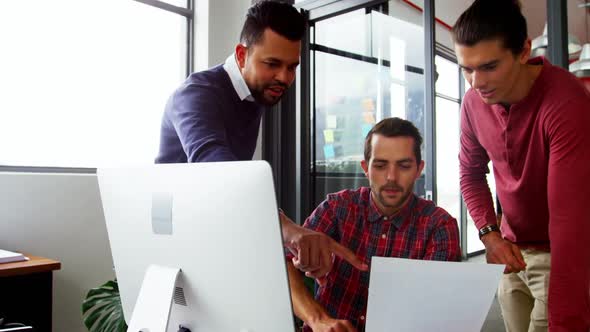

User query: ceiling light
[570,43,590,77]
[531,24,582,60]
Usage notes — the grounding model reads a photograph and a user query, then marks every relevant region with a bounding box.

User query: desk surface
[0,255,61,277]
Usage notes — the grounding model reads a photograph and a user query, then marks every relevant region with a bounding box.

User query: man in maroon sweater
[452,0,590,331]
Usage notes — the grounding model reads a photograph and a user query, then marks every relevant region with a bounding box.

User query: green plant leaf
[84,281,117,301]
[83,297,119,330]
[116,318,127,332]
[103,309,124,332]
[82,294,118,313]
[82,279,127,332]
[91,305,117,332]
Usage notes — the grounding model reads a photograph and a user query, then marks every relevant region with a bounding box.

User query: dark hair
[364,117,422,164]
[239,0,306,47]
[452,0,527,55]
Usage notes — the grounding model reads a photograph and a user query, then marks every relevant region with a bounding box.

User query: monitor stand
[128,264,181,332]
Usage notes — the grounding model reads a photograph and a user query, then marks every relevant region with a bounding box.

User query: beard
[250,81,289,106]
[376,182,413,211]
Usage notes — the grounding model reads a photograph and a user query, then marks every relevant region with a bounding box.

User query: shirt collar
[223,54,255,102]
[368,190,416,229]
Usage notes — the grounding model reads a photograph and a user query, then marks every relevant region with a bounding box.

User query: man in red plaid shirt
[286,117,461,332]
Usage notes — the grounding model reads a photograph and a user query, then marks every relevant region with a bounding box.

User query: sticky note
[323,129,334,143]
[323,145,335,159]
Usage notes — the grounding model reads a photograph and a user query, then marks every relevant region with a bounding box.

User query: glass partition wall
[296,0,488,259]
[310,6,427,207]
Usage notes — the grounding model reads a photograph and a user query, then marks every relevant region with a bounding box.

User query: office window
[0,0,190,168]
[435,55,460,229]
[461,78,498,254]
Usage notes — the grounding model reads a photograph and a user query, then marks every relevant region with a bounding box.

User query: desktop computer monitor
[98,161,295,332]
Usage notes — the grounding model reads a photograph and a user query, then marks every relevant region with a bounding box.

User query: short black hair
[452,0,527,55]
[239,0,306,47]
[364,117,422,165]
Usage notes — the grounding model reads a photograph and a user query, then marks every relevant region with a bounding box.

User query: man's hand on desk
[279,211,369,286]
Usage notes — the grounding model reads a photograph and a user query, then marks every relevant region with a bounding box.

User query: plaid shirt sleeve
[302,198,339,239]
[285,198,339,261]
[423,213,461,262]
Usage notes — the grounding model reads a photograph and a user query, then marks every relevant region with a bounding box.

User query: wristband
[478,224,500,239]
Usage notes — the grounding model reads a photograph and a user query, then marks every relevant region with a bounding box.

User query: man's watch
[478,224,500,239]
